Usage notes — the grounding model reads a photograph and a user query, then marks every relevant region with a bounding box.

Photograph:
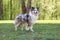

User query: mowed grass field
[0,20,60,40]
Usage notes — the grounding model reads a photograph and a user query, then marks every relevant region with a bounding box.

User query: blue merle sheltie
[14,7,39,32]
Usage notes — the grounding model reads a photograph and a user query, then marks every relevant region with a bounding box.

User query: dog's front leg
[25,27,29,31]
[24,23,29,31]
[21,26,23,31]
[29,25,34,32]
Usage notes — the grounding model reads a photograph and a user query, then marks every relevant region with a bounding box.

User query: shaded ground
[0,23,60,40]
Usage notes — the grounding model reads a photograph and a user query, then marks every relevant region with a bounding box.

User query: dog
[14,7,39,32]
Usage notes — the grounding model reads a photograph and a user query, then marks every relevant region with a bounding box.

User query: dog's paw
[25,28,29,31]
[31,30,34,32]
[15,28,17,31]
[21,27,24,31]
[15,29,17,31]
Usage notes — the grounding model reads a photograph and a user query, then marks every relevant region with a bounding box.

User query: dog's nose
[35,12,37,13]
[35,11,37,13]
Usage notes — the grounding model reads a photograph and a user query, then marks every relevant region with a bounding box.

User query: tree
[10,0,12,20]
[55,0,57,20]
[27,0,31,13]
[20,0,31,14]
[20,0,27,14]
[0,0,3,20]
[43,0,46,20]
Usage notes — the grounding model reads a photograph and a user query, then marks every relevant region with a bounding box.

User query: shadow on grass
[0,23,60,40]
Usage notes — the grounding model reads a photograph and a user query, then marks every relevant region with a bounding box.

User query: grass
[0,20,60,40]
[0,20,60,23]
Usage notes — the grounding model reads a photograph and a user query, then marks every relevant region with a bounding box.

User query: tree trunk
[55,0,57,20]
[27,0,31,13]
[10,0,12,20]
[43,0,45,20]
[21,0,27,14]
[0,0,3,20]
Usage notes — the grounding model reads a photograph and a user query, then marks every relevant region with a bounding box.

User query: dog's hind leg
[21,24,24,31]
[15,23,20,31]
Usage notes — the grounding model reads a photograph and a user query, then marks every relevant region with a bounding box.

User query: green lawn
[0,20,60,23]
[0,22,60,40]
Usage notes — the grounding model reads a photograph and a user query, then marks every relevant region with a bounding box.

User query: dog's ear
[31,7,34,11]
[31,7,34,9]
[37,7,39,11]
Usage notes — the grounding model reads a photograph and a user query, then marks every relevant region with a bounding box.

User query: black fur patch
[23,14,30,23]
[26,14,29,22]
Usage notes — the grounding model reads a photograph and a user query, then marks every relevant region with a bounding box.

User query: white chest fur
[29,12,38,24]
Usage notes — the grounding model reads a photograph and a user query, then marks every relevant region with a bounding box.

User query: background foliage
[1,0,60,20]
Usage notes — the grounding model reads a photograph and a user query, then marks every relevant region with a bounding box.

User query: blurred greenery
[2,0,60,20]
[0,23,60,40]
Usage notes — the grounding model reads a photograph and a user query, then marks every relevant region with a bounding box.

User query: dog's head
[30,7,39,16]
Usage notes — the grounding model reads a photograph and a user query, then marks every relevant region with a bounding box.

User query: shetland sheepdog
[14,7,39,32]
